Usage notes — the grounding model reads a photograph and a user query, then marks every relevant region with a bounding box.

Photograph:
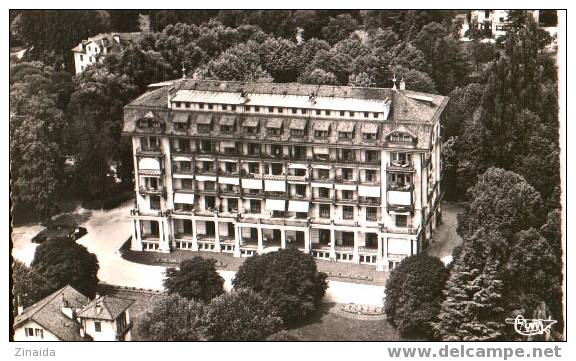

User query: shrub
[233,248,327,324]
[138,294,205,341]
[385,254,449,337]
[163,257,225,302]
[204,288,283,341]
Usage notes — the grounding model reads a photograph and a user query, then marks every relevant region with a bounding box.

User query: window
[373,113,379,118]
[244,126,257,135]
[325,110,331,116]
[248,162,260,174]
[319,187,329,198]
[220,124,233,133]
[291,129,304,137]
[343,206,354,219]
[205,196,216,209]
[396,215,408,227]
[198,124,211,133]
[225,162,237,174]
[317,169,329,180]
[25,328,34,337]
[278,108,284,114]
[366,170,376,182]
[340,111,345,116]
[95,321,102,332]
[173,102,181,108]
[185,103,190,108]
[250,200,261,213]
[208,104,214,110]
[150,196,161,210]
[231,105,236,111]
[366,207,377,221]
[301,109,307,114]
[181,179,193,190]
[228,198,238,212]
[316,109,321,115]
[199,103,205,109]
[339,131,353,139]
[295,184,307,197]
[80,54,84,61]
[292,108,298,114]
[349,111,355,117]
[315,130,328,139]
[174,121,188,131]
[254,106,260,112]
[342,190,353,200]
[268,107,274,113]
[342,168,353,180]
[364,112,369,118]
[222,104,228,110]
[268,127,281,136]
[363,132,376,140]
[205,181,215,191]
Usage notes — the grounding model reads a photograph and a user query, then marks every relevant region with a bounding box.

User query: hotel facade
[122,80,448,271]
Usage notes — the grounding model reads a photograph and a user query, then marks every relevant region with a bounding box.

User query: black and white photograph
[5,3,571,360]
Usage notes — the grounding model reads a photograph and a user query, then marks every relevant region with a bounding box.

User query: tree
[258,37,300,82]
[457,168,543,241]
[233,248,328,324]
[434,227,507,341]
[10,71,68,224]
[163,257,225,303]
[504,228,563,336]
[67,67,138,200]
[297,68,338,85]
[138,294,205,341]
[12,261,50,311]
[204,289,283,341]
[202,41,272,82]
[385,255,448,337]
[30,237,99,298]
[320,14,360,45]
[392,66,437,93]
[413,22,470,94]
[348,72,375,88]
[11,10,111,70]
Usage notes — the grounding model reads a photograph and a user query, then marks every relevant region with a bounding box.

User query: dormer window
[361,123,379,141]
[291,108,298,114]
[219,116,236,133]
[278,108,283,114]
[267,118,283,136]
[337,122,355,140]
[222,104,228,110]
[173,113,190,132]
[373,113,379,118]
[254,106,260,112]
[208,104,214,110]
[325,110,331,116]
[340,111,345,116]
[363,112,369,118]
[231,105,236,111]
[242,118,259,135]
[316,109,321,115]
[289,119,306,137]
[196,115,213,133]
[268,107,274,113]
[199,103,205,109]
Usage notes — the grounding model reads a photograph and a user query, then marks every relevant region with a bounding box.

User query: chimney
[392,73,397,91]
[182,66,187,79]
[399,78,405,90]
[60,294,75,319]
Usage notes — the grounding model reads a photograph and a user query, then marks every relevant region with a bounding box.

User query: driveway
[425,201,463,265]
[12,201,384,305]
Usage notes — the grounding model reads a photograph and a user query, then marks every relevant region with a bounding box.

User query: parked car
[31,224,88,244]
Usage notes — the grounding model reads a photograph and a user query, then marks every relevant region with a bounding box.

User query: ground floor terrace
[129,210,428,271]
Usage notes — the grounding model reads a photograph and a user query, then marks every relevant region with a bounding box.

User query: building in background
[468,10,558,40]
[71,32,142,74]
[122,80,448,271]
[13,285,134,341]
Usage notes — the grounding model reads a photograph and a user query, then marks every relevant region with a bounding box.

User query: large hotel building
[122,79,447,271]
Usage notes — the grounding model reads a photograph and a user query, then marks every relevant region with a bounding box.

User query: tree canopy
[163,257,225,303]
[30,237,99,298]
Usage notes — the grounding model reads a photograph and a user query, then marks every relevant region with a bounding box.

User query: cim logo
[505,315,557,336]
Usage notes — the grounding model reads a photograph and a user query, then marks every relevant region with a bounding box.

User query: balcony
[262,152,289,161]
[172,167,193,175]
[171,147,192,156]
[130,208,169,217]
[383,226,419,235]
[335,176,357,185]
[335,196,358,205]
[312,194,333,203]
[313,154,336,163]
[139,185,164,196]
[290,193,311,201]
[287,174,308,182]
[137,146,162,156]
[387,161,414,172]
[359,197,380,206]
[361,157,380,165]
[265,192,287,200]
[195,167,217,176]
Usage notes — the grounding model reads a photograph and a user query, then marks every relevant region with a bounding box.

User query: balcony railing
[387,161,414,171]
[173,167,193,174]
[139,185,164,195]
[335,176,357,184]
[383,226,419,235]
[335,197,358,204]
[359,197,380,206]
[137,146,162,156]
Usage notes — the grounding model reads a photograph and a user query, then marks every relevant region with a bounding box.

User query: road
[425,202,464,265]
[11,201,385,306]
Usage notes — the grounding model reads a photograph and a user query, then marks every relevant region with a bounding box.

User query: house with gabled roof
[13,285,134,341]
